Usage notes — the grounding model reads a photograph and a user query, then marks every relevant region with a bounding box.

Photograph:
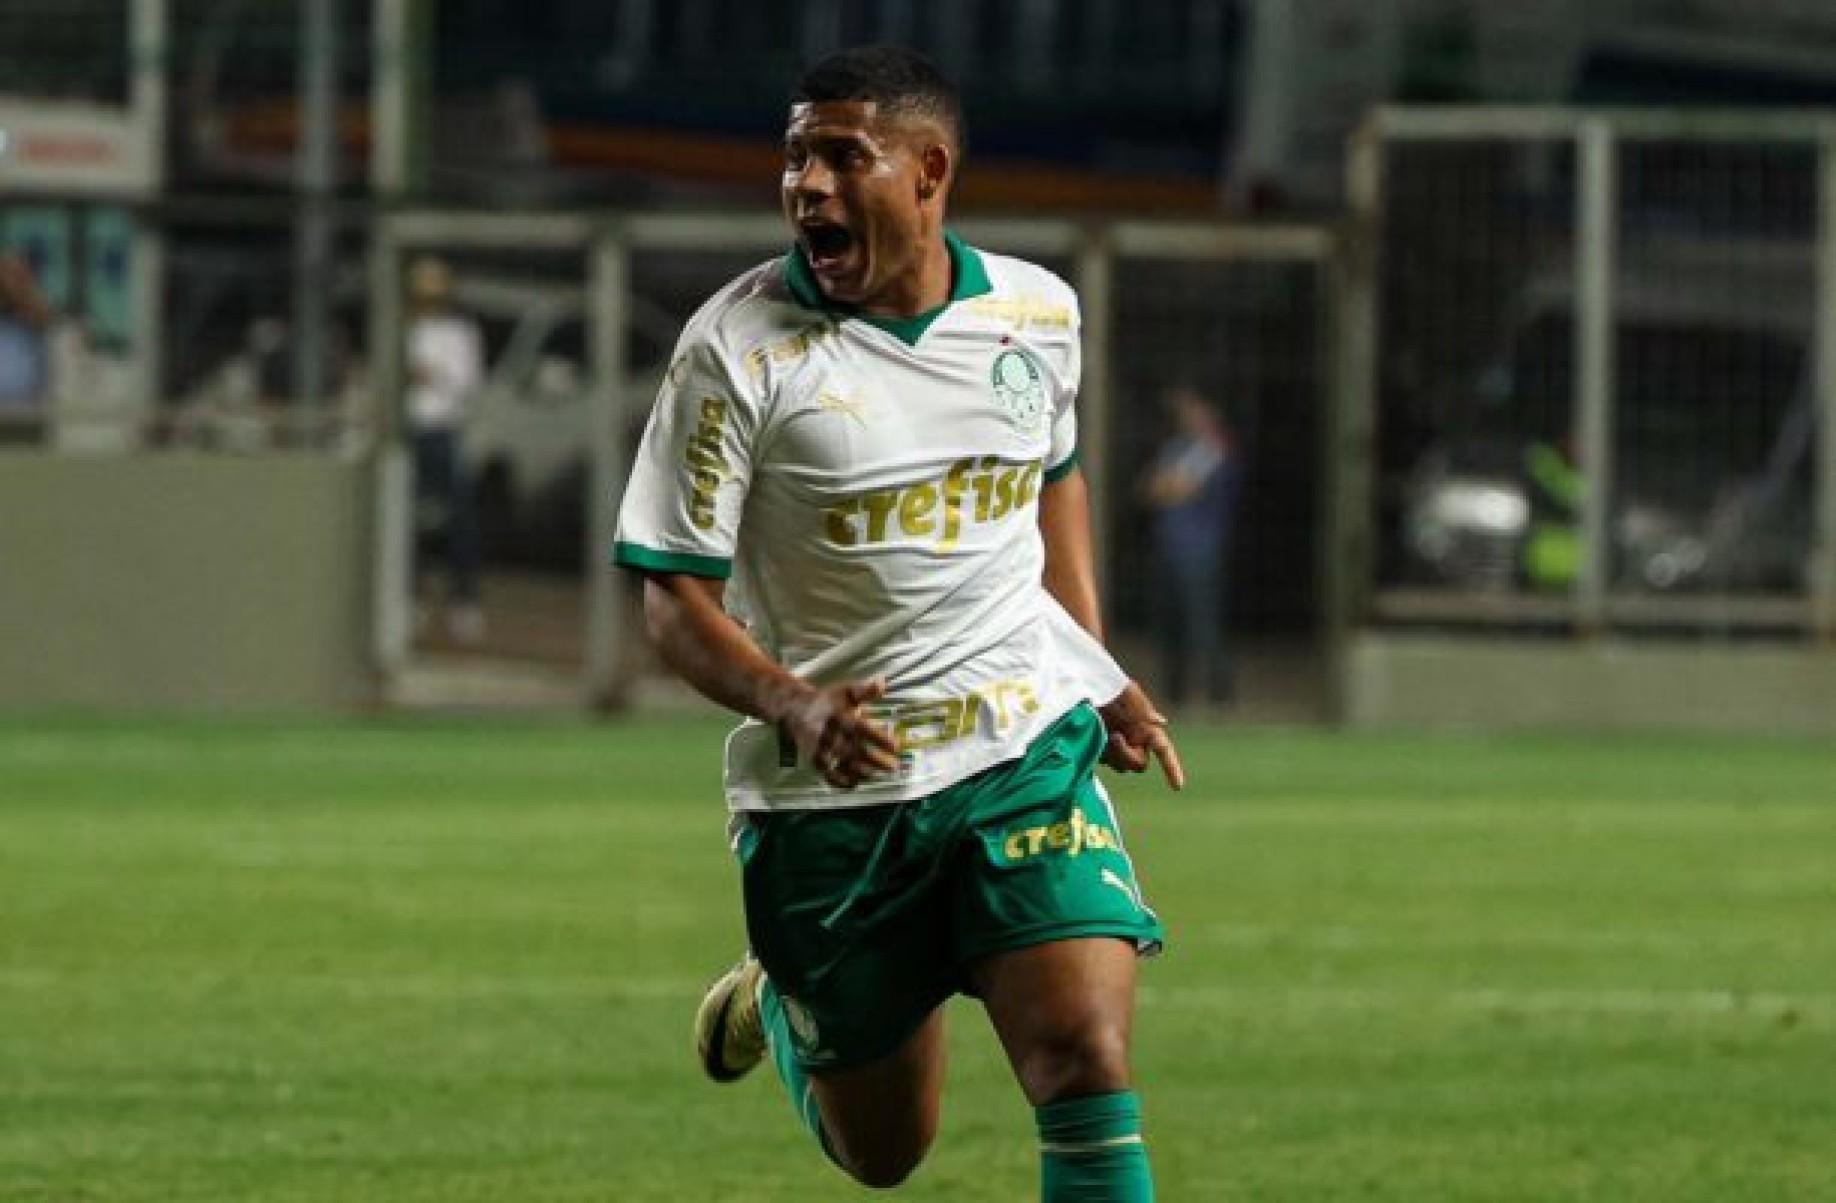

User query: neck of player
[856,232,953,319]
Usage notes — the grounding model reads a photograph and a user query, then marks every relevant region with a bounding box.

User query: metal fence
[1,0,376,454]
[3,2,1328,712]
[1348,107,1836,641]
[3,2,1334,707]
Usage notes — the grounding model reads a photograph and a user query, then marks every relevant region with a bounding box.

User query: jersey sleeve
[613,335,757,579]
[1045,292,1083,482]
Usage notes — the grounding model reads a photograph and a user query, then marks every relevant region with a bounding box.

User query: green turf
[2,718,1833,1201]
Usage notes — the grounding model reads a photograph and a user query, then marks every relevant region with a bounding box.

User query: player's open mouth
[799,219,856,276]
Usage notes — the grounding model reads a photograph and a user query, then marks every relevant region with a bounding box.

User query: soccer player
[613,45,1184,1200]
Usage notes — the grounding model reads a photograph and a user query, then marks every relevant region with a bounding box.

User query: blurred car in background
[1400,237,1813,594]
[458,276,676,570]
[169,263,679,570]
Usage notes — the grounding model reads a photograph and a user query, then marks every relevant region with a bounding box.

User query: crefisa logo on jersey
[989,348,1047,433]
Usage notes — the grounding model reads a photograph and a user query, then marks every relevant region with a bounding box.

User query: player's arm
[1039,466,1185,791]
[617,329,894,788]
[1039,464,1106,638]
[640,572,898,789]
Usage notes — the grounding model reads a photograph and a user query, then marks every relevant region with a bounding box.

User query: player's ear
[918,140,951,202]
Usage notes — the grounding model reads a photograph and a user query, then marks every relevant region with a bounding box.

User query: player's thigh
[810,1006,949,1180]
[946,704,1162,1102]
[971,935,1140,1106]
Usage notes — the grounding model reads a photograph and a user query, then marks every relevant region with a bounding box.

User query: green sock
[1037,1090,1155,1201]
[759,978,840,1166]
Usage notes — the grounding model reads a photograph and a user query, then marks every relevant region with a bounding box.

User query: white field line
[1187,922,1824,956]
[2,968,1830,1022]
[1136,983,1833,1021]
[0,968,702,1002]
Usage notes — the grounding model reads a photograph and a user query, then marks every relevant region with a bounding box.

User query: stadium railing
[1343,106,1836,645]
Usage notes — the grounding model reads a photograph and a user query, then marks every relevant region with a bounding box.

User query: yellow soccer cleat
[694,955,767,1083]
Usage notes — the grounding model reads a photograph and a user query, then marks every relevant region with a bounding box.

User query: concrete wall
[0,453,379,712]
[1347,633,1836,736]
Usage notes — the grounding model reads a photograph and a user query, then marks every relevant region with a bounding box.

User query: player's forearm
[641,576,814,725]
[1039,469,1105,641]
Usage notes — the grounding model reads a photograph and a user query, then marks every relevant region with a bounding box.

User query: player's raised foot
[694,955,767,1083]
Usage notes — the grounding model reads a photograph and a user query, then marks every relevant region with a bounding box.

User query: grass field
[3,717,1834,1201]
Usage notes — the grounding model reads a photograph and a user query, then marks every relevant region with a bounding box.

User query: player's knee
[844,1155,921,1190]
[834,1139,929,1189]
[827,1112,936,1189]
[1015,1023,1133,1105]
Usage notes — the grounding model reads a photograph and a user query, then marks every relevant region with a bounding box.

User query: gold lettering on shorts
[1001,806,1120,862]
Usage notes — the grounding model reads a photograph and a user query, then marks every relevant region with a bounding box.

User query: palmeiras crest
[989,347,1048,433]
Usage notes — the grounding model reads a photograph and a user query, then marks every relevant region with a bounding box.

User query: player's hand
[784,676,901,790]
[1098,681,1185,792]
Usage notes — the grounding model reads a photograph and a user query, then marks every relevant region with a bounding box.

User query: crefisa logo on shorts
[1001,806,1121,861]
[989,347,1047,433]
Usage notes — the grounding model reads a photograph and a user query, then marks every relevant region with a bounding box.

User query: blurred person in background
[405,256,485,643]
[1139,383,1242,710]
[0,252,55,444]
[616,45,1180,1201]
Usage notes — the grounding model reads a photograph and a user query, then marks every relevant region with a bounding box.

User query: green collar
[782,230,992,346]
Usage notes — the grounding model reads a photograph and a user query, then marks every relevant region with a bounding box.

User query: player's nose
[789,157,837,202]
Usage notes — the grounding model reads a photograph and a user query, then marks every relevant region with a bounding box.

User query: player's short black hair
[792,45,965,158]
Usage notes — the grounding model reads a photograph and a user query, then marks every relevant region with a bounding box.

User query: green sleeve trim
[1044,451,1081,484]
[611,542,733,579]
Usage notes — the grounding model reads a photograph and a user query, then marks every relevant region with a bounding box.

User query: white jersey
[615,234,1127,811]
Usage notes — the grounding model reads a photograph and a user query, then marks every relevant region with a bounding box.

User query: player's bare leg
[975,937,1135,1103]
[807,1009,948,1188]
[974,937,1155,1200]
[696,958,948,1189]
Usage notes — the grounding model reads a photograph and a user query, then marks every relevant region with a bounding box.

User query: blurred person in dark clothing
[1139,384,1242,709]
[0,253,54,443]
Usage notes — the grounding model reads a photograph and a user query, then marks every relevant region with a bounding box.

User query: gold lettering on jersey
[1001,806,1122,861]
[963,297,1073,329]
[825,458,1043,549]
[871,678,1042,754]
[745,323,838,380]
[684,395,729,530]
[816,390,870,426]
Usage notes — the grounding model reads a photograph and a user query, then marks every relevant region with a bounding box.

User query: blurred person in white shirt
[405,256,486,643]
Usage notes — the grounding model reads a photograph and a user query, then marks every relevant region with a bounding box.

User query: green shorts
[735,702,1164,1073]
